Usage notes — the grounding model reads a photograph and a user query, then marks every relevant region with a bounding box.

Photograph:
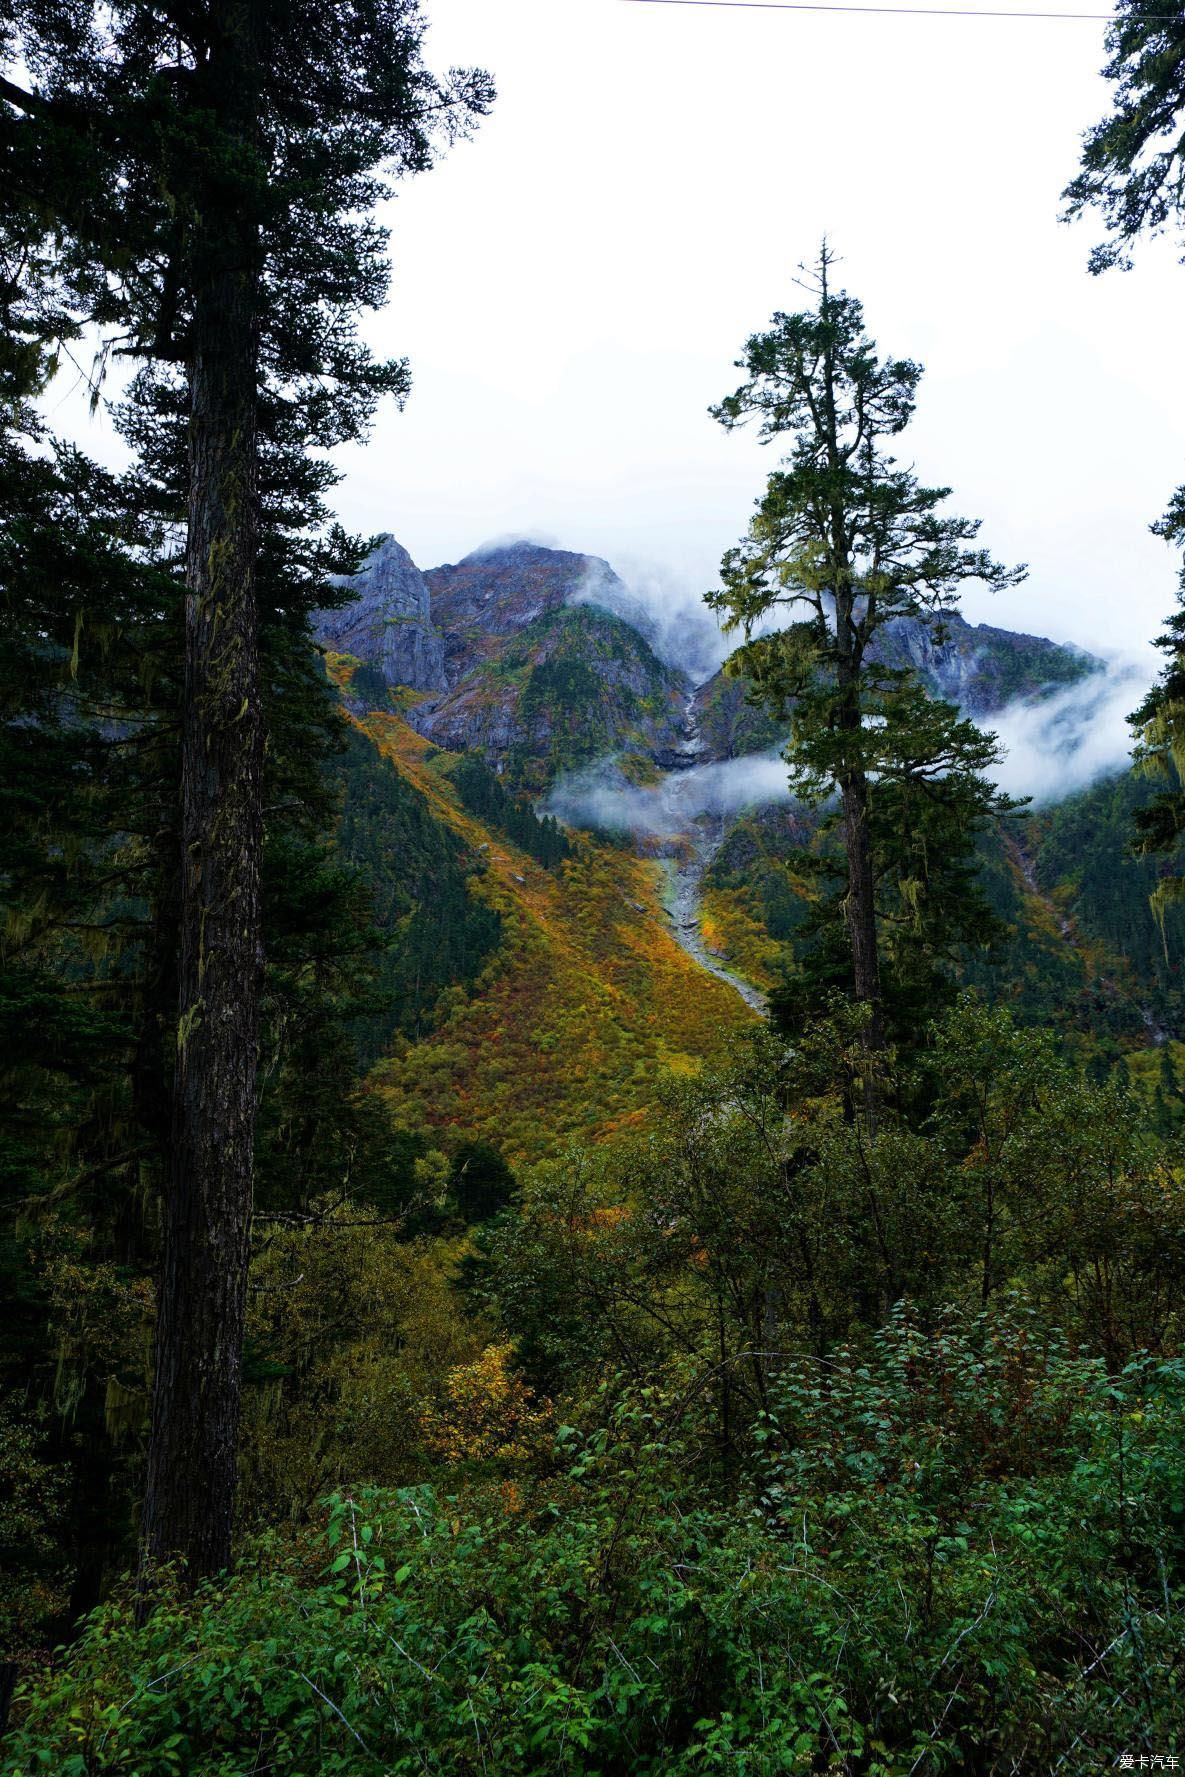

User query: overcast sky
[57,0,1184,666]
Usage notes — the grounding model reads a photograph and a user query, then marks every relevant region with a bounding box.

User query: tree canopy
[1064,2,1185,926]
[1062,0,1185,273]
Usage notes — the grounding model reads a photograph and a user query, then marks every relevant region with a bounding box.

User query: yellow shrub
[419,1342,552,1467]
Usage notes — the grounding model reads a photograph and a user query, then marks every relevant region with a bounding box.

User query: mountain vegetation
[354,706,756,1163]
[702,765,1185,1054]
[1064,0,1185,959]
[449,754,571,868]
[333,728,504,1062]
[3,1,1185,1770]
[2,0,494,1592]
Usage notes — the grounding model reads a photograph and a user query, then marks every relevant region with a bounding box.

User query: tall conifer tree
[2,0,492,1582]
[710,248,1022,1094]
[1063,1,1185,911]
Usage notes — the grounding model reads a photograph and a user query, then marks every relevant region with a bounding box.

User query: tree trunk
[820,251,884,1087]
[836,645,884,1132]
[841,766,883,1042]
[141,1,263,1586]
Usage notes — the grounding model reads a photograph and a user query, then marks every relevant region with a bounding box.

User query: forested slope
[702,768,1185,1061]
[349,697,756,1161]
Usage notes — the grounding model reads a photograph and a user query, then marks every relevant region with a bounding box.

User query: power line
[623,0,1125,20]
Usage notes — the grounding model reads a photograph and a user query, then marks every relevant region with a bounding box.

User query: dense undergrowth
[5,1309,1181,1775]
[5,1007,1184,1771]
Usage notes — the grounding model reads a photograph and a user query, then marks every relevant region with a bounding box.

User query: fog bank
[986,657,1151,804]
[545,752,793,838]
[546,657,1153,838]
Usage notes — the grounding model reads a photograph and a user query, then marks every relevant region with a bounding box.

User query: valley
[334,695,758,1162]
[317,535,1184,1141]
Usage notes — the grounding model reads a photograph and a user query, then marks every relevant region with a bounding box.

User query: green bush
[6,1314,1182,1775]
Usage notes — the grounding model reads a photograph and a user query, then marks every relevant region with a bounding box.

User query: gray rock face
[314,536,447,693]
[872,611,1101,718]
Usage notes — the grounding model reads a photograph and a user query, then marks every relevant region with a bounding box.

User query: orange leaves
[585,1204,629,1230]
[698,886,787,993]
[323,649,360,690]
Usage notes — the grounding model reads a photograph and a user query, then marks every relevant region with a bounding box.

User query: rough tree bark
[141,0,264,1584]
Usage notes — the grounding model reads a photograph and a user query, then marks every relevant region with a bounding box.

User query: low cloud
[984,655,1151,803]
[568,556,732,685]
[547,657,1153,840]
[465,530,562,558]
[546,752,793,837]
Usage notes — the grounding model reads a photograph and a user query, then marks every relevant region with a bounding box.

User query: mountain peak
[313,534,447,693]
[459,539,597,572]
[320,532,1104,786]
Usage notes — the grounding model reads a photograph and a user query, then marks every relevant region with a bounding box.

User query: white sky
[54,0,1184,665]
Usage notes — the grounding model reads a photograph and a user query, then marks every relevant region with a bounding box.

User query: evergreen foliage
[1063,0,1185,273]
[448,1141,518,1225]
[767,683,1019,1053]
[451,754,571,868]
[1064,0,1185,928]
[3,0,492,1585]
[349,660,396,708]
[336,731,503,1062]
[0,314,178,1641]
[1127,505,1185,922]
[1037,769,1185,994]
[711,246,1022,1070]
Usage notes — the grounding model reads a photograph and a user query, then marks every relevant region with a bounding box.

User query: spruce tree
[769,681,1017,1058]
[1061,0,1185,275]
[1128,511,1185,927]
[710,247,1023,1091]
[0,168,185,1645]
[3,1,492,1584]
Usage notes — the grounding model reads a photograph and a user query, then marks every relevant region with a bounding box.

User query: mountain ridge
[314,553,1180,1168]
[315,536,1103,784]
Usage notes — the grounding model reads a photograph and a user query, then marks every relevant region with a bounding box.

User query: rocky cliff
[691,609,1102,761]
[314,534,447,694]
[324,540,691,787]
[872,609,1100,717]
